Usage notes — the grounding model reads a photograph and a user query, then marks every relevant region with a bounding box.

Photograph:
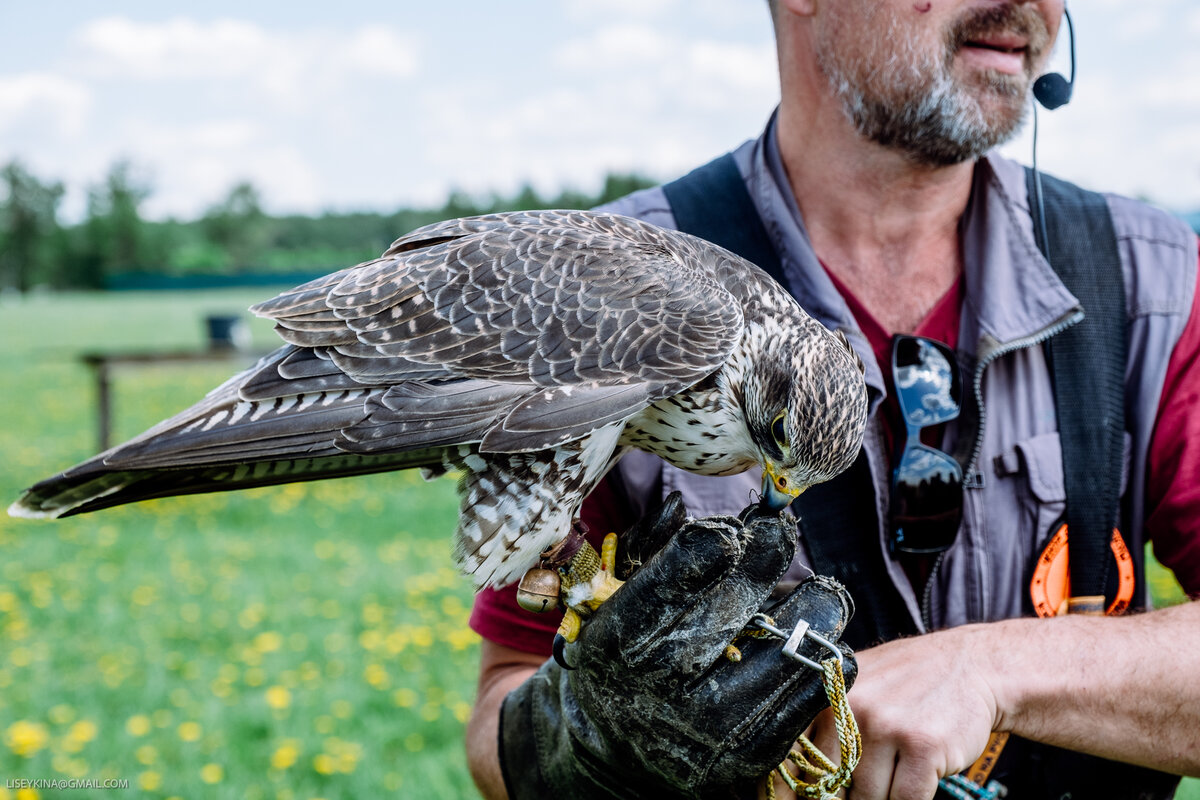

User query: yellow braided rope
[764,656,861,799]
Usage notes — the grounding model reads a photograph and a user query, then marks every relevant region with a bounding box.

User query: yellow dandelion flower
[126,715,151,737]
[453,702,473,724]
[0,591,16,611]
[152,709,172,728]
[245,666,266,686]
[9,647,32,667]
[331,699,352,719]
[177,721,202,742]
[403,732,424,752]
[16,788,40,800]
[385,630,408,654]
[312,753,336,775]
[66,720,97,744]
[136,745,157,765]
[265,686,291,710]
[362,603,384,625]
[271,740,300,770]
[254,631,283,653]
[313,715,335,734]
[238,605,263,630]
[131,585,157,606]
[364,663,389,689]
[5,720,49,757]
[358,629,383,651]
[139,771,162,791]
[200,763,223,784]
[392,688,417,708]
[411,627,434,648]
[445,627,478,651]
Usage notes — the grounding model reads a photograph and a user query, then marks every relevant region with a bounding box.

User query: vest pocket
[993,430,1132,568]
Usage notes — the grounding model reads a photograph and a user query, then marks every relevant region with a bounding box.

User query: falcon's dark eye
[771,411,789,449]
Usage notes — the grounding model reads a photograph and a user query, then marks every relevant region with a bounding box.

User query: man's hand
[805,627,998,800]
[802,602,1200,800]
[493,495,857,799]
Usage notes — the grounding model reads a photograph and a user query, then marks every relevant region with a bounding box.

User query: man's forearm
[993,599,1200,773]
[805,600,1200,798]
[467,642,543,800]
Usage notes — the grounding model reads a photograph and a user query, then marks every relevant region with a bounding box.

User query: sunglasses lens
[894,336,962,428]
[891,444,964,554]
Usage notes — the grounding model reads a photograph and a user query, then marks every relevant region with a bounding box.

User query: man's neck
[776,101,975,335]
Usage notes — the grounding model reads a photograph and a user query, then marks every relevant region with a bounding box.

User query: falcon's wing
[11,211,748,519]
[248,210,746,451]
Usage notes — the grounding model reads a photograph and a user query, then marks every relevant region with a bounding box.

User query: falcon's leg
[549,532,624,669]
[450,424,628,590]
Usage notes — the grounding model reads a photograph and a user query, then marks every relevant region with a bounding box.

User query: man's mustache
[947,4,1052,67]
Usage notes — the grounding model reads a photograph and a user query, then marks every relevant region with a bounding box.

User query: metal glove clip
[751,613,842,671]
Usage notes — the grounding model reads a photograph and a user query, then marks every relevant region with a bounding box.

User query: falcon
[9,210,868,590]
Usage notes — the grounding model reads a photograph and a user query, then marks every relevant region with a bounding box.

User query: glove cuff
[498,674,539,797]
[501,660,730,799]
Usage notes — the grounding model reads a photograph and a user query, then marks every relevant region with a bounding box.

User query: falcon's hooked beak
[761,464,803,512]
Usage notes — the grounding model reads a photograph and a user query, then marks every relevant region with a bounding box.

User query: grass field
[1,289,1195,800]
[1,290,480,799]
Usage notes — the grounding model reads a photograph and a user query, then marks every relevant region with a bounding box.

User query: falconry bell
[515,568,561,614]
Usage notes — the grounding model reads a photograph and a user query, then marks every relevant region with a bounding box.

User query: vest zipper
[919,305,1085,632]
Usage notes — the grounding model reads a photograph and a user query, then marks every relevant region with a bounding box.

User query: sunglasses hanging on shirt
[889,335,965,555]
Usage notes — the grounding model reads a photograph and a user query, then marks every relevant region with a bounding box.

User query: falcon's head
[743,325,868,511]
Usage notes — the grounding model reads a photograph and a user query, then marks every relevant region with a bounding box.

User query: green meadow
[1,289,479,799]
[0,289,1194,800]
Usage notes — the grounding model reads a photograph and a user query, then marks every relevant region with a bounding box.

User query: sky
[2,0,1198,223]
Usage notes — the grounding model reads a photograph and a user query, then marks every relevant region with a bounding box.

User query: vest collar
[741,111,1083,373]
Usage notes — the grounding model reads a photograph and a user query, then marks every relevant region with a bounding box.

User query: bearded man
[466,2,1200,798]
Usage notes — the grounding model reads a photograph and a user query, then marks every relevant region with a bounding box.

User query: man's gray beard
[816,17,1029,167]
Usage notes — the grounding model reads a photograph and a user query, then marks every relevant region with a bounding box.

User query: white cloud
[76,17,267,80]
[72,17,420,105]
[554,25,671,68]
[342,26,421,78]
[0,73,91,137]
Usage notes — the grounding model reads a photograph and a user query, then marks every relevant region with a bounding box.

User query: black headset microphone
[1033,6,1076,110]
[1030,6,1075,257]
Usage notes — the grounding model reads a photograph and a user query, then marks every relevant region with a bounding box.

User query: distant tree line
[0,159,657,292]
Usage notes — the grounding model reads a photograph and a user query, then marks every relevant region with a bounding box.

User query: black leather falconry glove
[499,494,857,799]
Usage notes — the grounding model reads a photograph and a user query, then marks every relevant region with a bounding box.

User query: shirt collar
[741,110,1081,363]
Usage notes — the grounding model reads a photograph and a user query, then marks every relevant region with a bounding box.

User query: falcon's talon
[548,532,626,668]
[552,633,576,671]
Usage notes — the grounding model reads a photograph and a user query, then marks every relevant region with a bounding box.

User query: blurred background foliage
[0,158,656,292]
